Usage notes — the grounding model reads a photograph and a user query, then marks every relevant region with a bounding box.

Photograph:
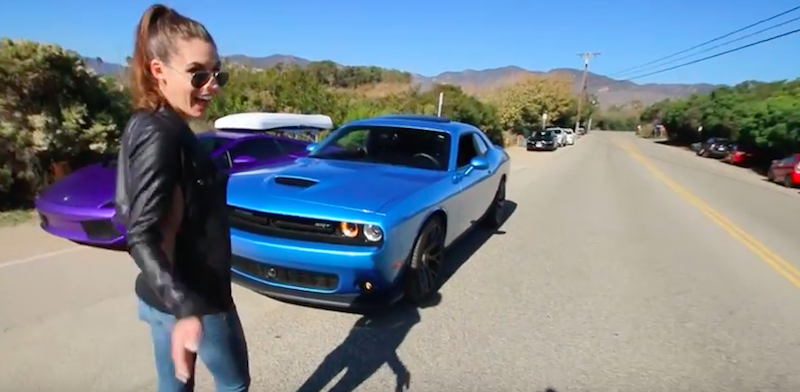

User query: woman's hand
[172,316,202,383]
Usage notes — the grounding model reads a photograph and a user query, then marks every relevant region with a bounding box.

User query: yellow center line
[617,140,800,290]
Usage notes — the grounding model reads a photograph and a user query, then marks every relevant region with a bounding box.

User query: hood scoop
[274,176,318,188]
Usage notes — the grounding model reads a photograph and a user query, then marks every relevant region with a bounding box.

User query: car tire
[784,175,794,188]
[404,216,445,304]
[767,169,774,182]
[480,178,506,229]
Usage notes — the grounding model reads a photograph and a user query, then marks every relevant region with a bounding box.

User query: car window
[456,133,480,168]
[310,126,451,171]
[275,139,308,154]
[227,138,283,160]
[472,133,489,156]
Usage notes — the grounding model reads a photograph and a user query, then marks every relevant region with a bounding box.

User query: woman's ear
[149,58,166,84]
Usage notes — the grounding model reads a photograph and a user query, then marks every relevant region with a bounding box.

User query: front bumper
[35,199,125,247]
[527,142,556,150]
[230,228,407,310]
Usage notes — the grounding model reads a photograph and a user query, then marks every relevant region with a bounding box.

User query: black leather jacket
[115,106,234,318]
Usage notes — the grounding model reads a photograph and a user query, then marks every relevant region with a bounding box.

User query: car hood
[228,158,443,213]
[38,163,115,209]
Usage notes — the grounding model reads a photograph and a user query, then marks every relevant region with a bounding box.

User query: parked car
[548,127,566,147]
[226,114,510,310]
[695,137,731,158]
[34,112,332,247]
[527,130,558,151]
[722,144,756,166]
[766,153,800,188]
[564,128,575,145]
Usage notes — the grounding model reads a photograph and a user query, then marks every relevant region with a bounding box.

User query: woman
[115,4,250,391]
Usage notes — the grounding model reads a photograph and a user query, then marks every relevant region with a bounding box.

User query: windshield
[549,128,562,134]
[532,131,553,139]
[198,135,232,154]
[310,126,452,171]
[219,127,324,142]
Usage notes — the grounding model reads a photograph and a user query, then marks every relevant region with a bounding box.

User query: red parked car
[766,153,800,188]
[722,145,755,166]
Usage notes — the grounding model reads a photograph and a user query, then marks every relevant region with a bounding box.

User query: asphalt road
[2,131,800,392]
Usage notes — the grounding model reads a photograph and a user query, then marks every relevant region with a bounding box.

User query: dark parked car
[527,130,558,151]
[695,137,732,158]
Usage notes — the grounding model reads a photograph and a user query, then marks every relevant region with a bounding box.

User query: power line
[623,27,800,81]
[614,14,800,78]
[608,5,800,77]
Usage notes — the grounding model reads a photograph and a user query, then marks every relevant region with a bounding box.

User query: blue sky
[2,0,799,85]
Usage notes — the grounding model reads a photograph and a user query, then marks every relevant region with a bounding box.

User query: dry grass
[0,209,35,227]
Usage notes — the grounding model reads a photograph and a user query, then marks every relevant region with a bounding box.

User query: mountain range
[84,54,718,108]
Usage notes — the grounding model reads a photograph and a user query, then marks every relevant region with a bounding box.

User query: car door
[470,132,496,210]
[452,132,491,232]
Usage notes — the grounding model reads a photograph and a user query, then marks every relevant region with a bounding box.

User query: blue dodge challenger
[226,114,510,310]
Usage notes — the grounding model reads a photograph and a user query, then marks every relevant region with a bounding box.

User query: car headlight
[339,222,360,238]
[363,224,383,242]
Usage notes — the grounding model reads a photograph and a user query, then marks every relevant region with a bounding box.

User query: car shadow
[438,199,517,289]
[70,241,127,252]
[295,292,442,392]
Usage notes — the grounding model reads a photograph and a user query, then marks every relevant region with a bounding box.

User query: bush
[0,38,129,209]
[640,79,800,157]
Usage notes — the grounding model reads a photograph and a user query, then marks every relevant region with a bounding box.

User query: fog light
[358,281,374,292]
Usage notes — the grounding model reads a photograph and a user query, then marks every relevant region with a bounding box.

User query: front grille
[232,255,338,290]
[81,219,121,240]
[228,207,376,246]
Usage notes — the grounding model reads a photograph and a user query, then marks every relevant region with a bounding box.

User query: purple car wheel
[405,216,445,304]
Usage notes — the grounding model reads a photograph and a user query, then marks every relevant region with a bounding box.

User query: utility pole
[436,92,444,117]
[575,52,600,132]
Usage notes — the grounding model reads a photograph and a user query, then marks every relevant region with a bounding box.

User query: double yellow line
[618,141,800,290]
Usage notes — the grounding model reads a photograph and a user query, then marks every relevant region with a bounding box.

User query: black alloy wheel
[405,217,445,303]
[481,179,506,229]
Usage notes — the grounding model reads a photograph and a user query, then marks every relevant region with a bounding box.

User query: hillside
[83,55,717,108]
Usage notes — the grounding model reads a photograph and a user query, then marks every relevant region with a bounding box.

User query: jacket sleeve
[124,118,201,319]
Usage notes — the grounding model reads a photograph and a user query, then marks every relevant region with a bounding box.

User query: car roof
[213,112,333,131]
[343,114,479,136]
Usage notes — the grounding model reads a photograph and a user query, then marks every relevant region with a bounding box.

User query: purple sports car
[35,130,313,248]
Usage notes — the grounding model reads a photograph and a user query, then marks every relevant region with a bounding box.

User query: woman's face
[151,38,223,119]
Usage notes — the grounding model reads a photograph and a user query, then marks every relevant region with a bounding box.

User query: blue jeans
[137,298,251,392]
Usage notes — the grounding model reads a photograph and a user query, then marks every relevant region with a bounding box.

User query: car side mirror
[232,155,257,165]
[470,156,490,170]
[306,143,318,153]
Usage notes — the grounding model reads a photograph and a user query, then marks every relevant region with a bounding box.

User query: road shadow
[295,292,442,392]
[438,199,517,289]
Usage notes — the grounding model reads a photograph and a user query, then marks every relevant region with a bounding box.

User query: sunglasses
[190,70,229,89]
